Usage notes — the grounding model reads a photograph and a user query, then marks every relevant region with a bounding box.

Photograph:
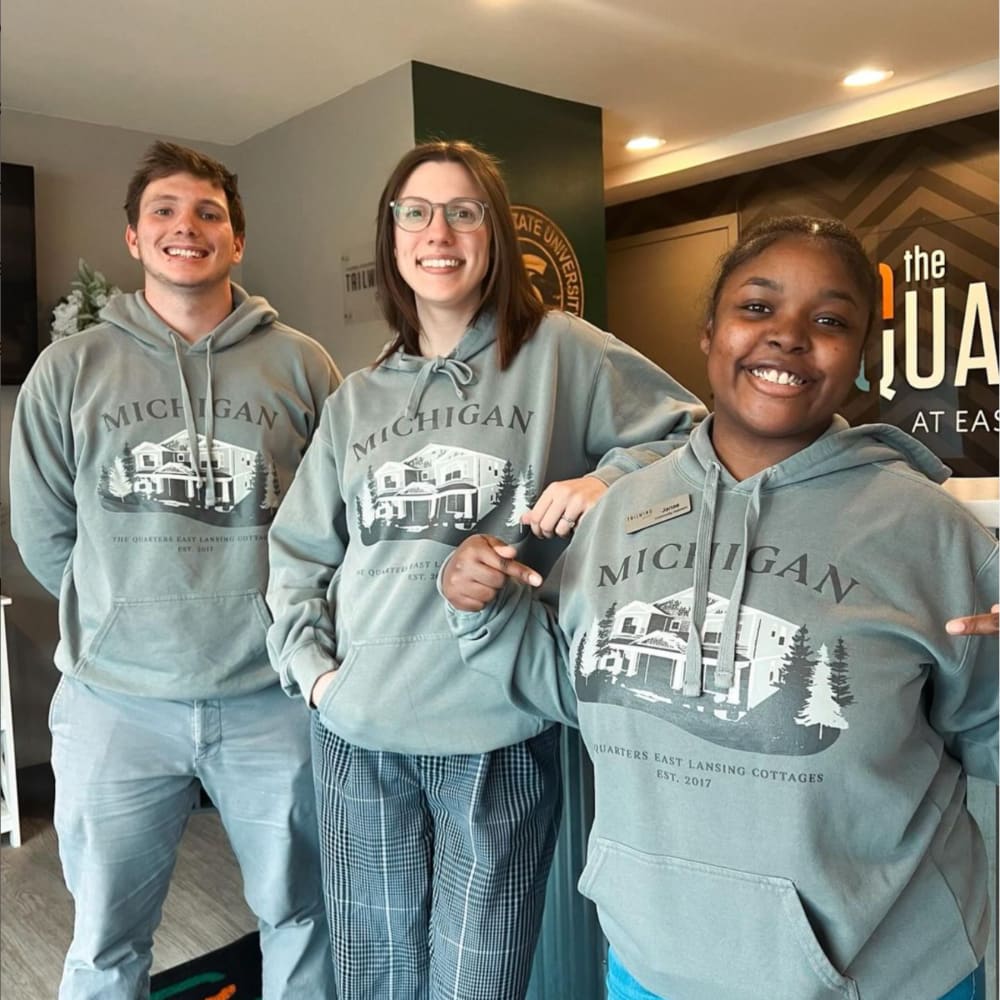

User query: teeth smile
[750,367,806,387]
[166,248,207,258]
[420,258,461,269]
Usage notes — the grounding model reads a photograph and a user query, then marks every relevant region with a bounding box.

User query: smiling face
[125,172,244,297]
[701,235,869,478]
[392,160,491,328]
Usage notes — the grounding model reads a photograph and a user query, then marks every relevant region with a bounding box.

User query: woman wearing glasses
[266,140,705,999]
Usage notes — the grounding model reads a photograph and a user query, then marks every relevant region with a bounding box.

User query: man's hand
[309,670,336,708]
[521,476,608,539]
[442,535,542,612]
[946,604,1000,636]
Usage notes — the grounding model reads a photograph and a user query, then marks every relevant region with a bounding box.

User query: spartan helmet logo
[511,205,584,317]
[522,253,557,308]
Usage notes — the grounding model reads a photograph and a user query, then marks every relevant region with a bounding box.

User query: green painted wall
[412,61,607,1000]
[412,61,607,329]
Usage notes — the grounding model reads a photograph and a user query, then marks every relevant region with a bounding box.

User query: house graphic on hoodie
[577,587,852,756]
[98,429,281,525]
[358,443,536,545]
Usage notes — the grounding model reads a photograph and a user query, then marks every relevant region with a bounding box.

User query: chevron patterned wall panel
[607,113,998,475]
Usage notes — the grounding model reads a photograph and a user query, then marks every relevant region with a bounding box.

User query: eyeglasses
[390,197,488,233]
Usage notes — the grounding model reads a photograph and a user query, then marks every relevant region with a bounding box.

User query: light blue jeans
[50,676,335,1000]
[606,947,986,1000]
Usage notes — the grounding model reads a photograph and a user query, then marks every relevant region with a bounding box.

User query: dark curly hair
[705,215,878,340]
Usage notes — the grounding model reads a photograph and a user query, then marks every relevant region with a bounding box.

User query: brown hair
[374,140,546,368]
[705,215,878,341]
[124,141,246,237]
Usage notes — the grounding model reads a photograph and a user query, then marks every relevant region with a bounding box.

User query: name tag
[624,494,692,534]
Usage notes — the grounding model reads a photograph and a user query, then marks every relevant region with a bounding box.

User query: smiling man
[9,141,339,999]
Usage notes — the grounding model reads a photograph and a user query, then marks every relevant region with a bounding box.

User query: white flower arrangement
[50,259,121,341]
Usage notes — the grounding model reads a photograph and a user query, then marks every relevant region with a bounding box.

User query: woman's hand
[309,670,337,708]
[521,476,608,539]
[946,604,1000,636]
[442,535,542,612]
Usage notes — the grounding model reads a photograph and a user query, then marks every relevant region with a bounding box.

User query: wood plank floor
[3,792,997,1000]
[1,812,256,999]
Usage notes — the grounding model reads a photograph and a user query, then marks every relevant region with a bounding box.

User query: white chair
[942,477,1000,530]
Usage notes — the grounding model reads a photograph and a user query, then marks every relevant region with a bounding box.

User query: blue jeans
[605,947,986,1000]
[50,677,335,1000]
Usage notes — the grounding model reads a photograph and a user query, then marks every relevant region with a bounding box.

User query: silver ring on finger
[559,515,577,527]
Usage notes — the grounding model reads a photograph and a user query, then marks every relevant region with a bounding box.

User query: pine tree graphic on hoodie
[575,590,852,756]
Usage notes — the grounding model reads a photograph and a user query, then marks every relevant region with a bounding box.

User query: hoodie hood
[677,415,951,696]
[379,310,499,418]
[99,283,278,507]
[686,413,950,489]
[100,282,277,353]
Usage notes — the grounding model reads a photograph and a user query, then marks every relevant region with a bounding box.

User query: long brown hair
[374,140,546,368]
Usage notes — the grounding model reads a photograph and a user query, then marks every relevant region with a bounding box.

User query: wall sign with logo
[341,245,380,326]
[511,205,585,316]
[605,114,998,477]
[855,238,998,476]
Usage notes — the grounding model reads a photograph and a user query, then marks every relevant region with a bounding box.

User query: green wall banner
[411,61,607,1000]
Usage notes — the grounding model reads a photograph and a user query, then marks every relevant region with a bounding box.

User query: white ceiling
[4,0,997,202]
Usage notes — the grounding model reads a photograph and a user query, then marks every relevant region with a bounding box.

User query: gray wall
[238,63,413,375]
[3,111,237,335]
[1,65,414,767]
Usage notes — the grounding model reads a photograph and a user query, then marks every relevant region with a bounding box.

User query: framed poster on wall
[2,162,39,384]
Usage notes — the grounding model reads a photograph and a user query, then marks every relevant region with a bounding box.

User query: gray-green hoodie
[448,416,998,1000]
[266,309,706,754]
[10,286,339,699]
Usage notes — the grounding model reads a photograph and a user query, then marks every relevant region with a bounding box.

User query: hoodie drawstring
[683,466,768,698]
[715,474,765,689]
[405,357,475,419]
[682,461,720,696]
[172,336,217,509]
[204,341,217,509]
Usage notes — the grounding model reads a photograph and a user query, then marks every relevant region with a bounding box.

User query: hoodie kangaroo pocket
[315,644,360,715]
[580,838,859,1000]
[83,591,272,680]
[312,632,545,754]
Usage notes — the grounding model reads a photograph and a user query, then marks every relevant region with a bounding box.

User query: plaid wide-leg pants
[312,717,562,1000]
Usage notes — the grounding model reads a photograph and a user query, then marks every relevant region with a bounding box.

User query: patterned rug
[150,932,261,1000]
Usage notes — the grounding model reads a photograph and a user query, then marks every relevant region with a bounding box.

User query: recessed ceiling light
[626,136,666,152]
[842,68,894,87]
